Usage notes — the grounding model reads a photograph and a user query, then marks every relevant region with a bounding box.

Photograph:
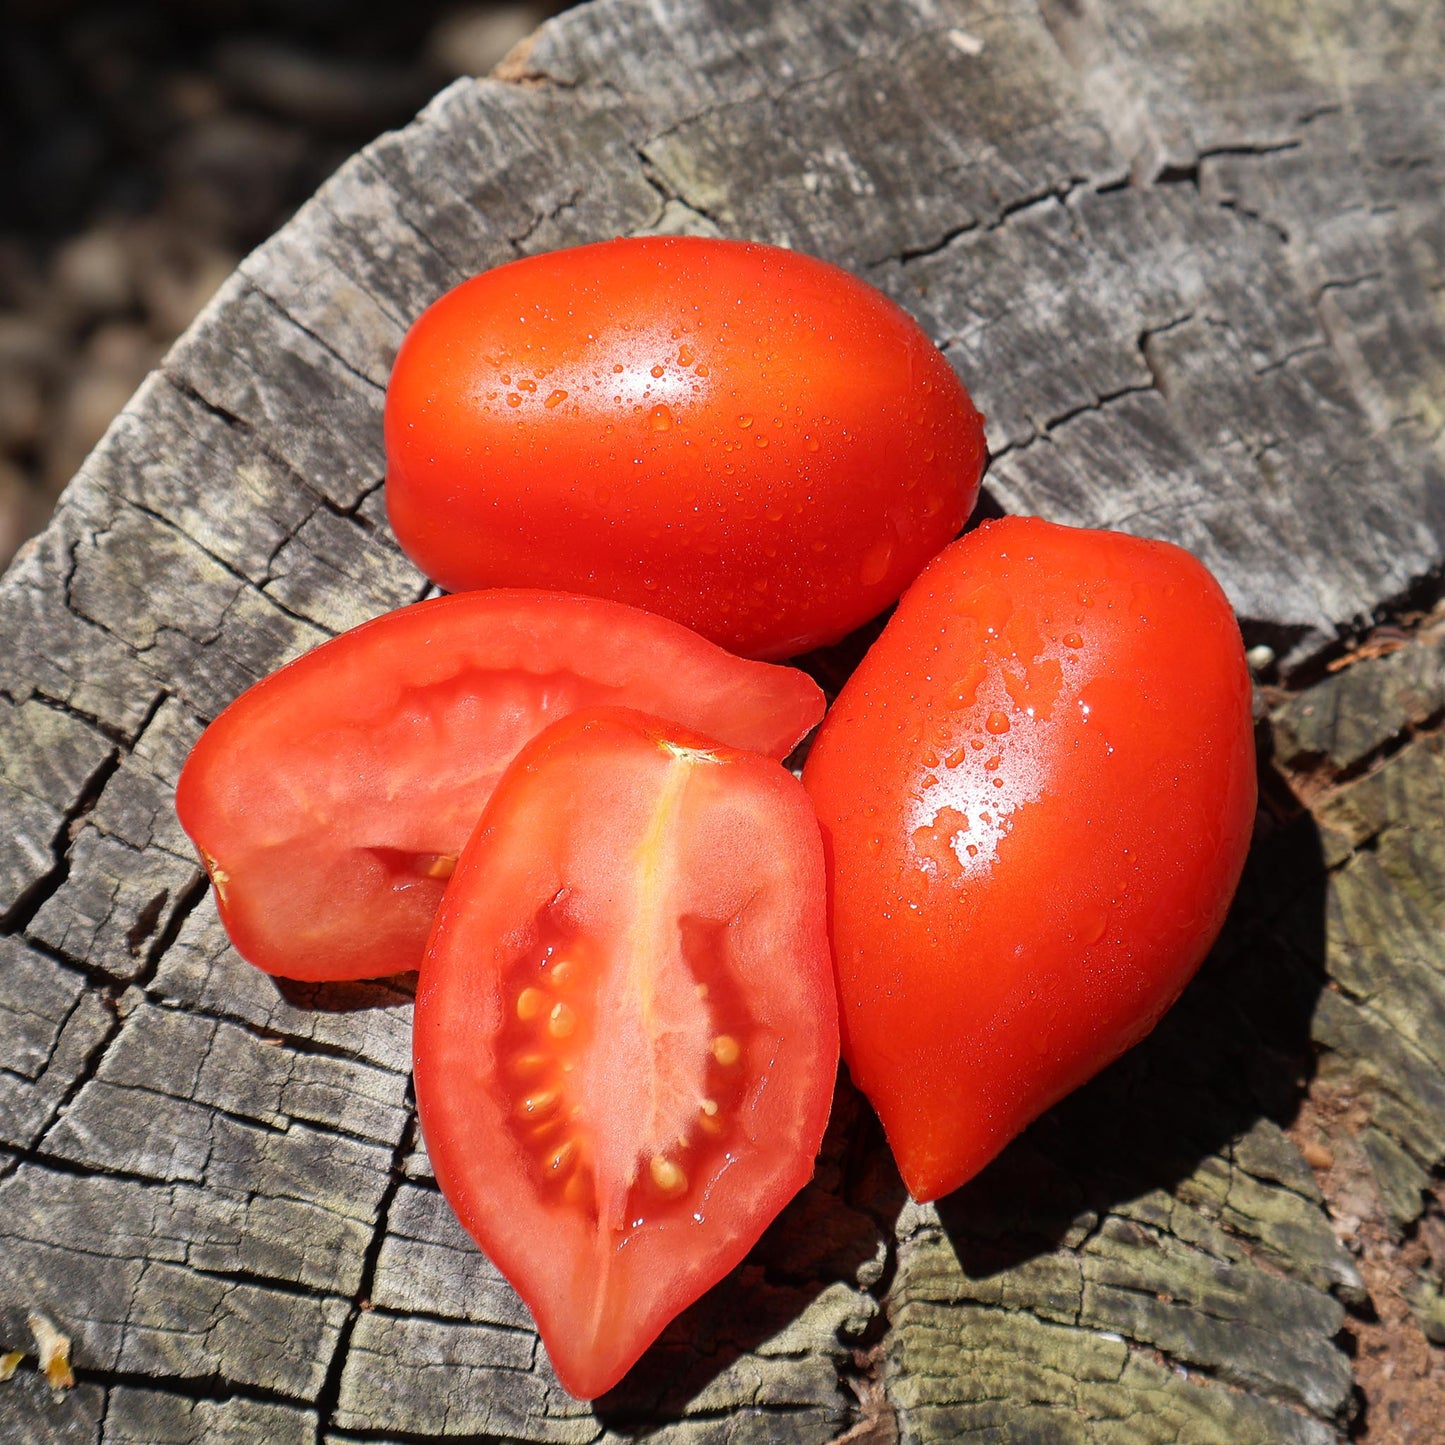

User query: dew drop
[650,403,674,432]
[506,393,522,408]
[544,388,568,409]
[859,534,894,587]
[1064,632,1084,649]
[651,364,666,379]
[985,710,1011,735]
[738,413,753,429]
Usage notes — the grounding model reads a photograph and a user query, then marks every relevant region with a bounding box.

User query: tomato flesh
[803,517,1257,1201]
[384,236,987,660]
[415,709,838,1398]
[175,590,824,981]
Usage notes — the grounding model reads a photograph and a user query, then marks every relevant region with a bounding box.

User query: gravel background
[0,0,571,573]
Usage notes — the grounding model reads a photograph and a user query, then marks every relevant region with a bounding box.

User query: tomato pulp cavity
[384,236,987,659]
[415,709,838,1398]
[176,590,824,981]
[803,517,1257,1201]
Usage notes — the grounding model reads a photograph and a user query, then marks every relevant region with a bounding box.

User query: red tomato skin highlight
[414,708,838,1398]
[802,517,1257,1202]
[384,235,986,660]
[175,590,824,982]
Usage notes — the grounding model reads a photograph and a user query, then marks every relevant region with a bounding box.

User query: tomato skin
[175,590,824,982]
[384,236,986,660]
[414,708,838,1398]
[802,517,1257,1201]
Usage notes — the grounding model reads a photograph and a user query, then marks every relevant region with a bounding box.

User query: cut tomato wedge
[414,708,838,1398]
[175,591,824,981]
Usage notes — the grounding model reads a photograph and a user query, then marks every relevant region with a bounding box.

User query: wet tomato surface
[384,236,986,659]
[803,517,1257,1201]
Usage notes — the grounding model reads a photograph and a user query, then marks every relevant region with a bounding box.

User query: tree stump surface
[2,0,1443,1439]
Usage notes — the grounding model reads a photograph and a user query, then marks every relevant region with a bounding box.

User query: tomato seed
[517,987,548,1021]
[711,1035,740,1066]
[650,1156,687,1194]
[520,1089,559,1118]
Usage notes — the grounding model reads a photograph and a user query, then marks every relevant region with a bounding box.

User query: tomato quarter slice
[414,708,838,1399]
[175,591,824,981]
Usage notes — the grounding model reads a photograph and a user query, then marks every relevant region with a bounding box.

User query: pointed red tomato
[175,591,823,981]
[803,517,1257,1201]
[414,708,838,1398]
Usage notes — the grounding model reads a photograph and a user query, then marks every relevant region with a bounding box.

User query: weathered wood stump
[3,0,1443,1439]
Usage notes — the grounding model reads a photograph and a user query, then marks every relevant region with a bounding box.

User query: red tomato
[384,236,986,660]
[802,517,1257,1201]
[175,591,824,982]
[414,708,838,1398]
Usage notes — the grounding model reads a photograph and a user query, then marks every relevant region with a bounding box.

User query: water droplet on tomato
[650,403,674,431]
[544,389,568,409]
[677,343,696,366]
[1064,632,1083,649]
[860,532,894,587]
[506,393,522,408]
[651,364,666,379]
[738,413,753,428]
[985,710,1011,735]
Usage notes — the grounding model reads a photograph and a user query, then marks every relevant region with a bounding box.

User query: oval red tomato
[802,517,1257,1201]
[175,590,824,982]
[414,707,838,1398]
[384,236,986,660]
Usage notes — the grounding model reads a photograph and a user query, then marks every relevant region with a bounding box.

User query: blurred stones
[162,113,311,243]
[426,5,557,77]
[43,321,163,493]
[0,318,58,454]
[0,1,577,575]
[52,227,135,319]
[212,37,437,133]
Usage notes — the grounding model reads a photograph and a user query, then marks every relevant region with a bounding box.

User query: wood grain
[2,0,1443,1438]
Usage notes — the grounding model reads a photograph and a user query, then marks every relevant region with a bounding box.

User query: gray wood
[2,0,1443,1439]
